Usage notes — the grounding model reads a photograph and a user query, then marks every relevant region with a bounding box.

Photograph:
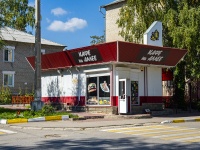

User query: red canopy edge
[26,41,187,70]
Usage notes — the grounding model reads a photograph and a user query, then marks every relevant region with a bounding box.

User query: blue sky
[28,0,114,50]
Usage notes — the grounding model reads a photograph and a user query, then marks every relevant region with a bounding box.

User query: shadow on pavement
[0,137,200,150]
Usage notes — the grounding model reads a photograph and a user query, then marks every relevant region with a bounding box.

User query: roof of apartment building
[0,26,66,47]
[101,0,126,8]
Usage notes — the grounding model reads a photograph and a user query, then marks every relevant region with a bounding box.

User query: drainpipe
[75,67,80,107]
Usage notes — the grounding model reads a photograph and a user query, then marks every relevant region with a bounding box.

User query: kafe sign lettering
[71,49,102,65]
[138,48,169,63]
[78,50,97,63]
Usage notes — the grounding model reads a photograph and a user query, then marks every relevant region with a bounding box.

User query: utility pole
[31,0,44,111]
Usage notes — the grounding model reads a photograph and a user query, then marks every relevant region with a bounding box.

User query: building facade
[102,0,126,42]
[103,0,175,98]
[0,27,66,95]
[27,41,187,114]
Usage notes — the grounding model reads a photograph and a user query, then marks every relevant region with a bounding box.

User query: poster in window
[99,76,110,105]
[131,81,139,105]
[87,77,98,105]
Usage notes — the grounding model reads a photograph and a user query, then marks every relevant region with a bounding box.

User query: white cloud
[47,18,87,32]
[51,7,67,16]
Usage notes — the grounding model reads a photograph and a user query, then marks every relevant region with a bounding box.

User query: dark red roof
[26,41,187,70]
[26,51,72,70]
[118,41,187,67]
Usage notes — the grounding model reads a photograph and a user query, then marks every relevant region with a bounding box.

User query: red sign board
[70,49,102,65]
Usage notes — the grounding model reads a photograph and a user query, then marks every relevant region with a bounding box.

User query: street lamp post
[31,0,44,111]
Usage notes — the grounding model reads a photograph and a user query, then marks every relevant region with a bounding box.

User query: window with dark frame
[4,46,14,62]
[86,75,110,105]
[3,73,14,87]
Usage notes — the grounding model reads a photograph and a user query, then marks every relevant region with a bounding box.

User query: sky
[28,0,115,50]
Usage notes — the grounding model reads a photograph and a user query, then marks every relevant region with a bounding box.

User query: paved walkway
[1,105,200,130]
[3,113,200,130]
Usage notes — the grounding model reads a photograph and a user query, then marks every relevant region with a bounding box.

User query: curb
[0,115,69,124]
[8,122,160,131]
[161,118,200,124]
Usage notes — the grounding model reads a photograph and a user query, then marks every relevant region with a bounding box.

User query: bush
[0,105,78,119]
[22,110,42,118]
[41,104,55,116]
[0,85,11,104]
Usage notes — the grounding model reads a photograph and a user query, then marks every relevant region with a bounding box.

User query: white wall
[41,66,162,98]
[41,71,86,97]
[115,67,144,97]
[147,67,162,96]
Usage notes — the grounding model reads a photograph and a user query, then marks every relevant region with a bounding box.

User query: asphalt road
[0,122,200,150]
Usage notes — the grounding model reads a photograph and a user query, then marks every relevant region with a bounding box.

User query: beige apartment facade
[102,0,126,42]
[0,27,66,95]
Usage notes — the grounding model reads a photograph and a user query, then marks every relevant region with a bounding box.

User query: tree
[90,35,105,45]
[0,0,35,32]
[117,0,200,109]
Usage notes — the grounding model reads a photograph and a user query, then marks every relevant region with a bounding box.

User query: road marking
[162,133,200,140]
[0,131,5,135]
[185,137,200,143]
[101,125,200,143]
[0,129,17,134]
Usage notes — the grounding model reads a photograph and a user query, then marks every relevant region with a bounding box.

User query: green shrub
[22,110,42,118]
[0,85,11,104]
[41,104,55,116]
[0,106,78,119]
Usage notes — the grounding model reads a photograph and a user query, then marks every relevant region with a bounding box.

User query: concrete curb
[161,118,200,124]
[0,115,69,124]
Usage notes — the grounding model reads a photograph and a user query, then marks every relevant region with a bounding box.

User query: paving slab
[1,105,200,130]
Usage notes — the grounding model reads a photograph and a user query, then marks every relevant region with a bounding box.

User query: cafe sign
[137,48,169,63]
[70,49,102,65]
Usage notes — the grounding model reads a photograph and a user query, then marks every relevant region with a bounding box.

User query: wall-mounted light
[140,67,144,71]
[57,69,64,77]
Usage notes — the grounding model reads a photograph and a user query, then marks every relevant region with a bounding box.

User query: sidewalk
[2,111,200,130]
[1,105,200,130]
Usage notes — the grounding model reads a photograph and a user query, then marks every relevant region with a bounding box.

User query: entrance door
[119,79,128,113]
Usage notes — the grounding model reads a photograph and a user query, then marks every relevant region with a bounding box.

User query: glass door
[119,79,128,113]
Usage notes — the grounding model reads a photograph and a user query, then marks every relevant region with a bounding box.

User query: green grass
[0,107,79,119]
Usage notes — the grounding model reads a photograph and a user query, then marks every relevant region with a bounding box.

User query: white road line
[0,129,17,134]
[174,135,200,142]
[101,125,200,143]
[101,125,164,131]
[127,128,197,136]
[151,130,200,138]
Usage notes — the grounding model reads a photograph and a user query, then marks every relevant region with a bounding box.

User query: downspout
[75,67,80,107]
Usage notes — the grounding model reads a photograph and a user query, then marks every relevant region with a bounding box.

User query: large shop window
[87,76,110,105]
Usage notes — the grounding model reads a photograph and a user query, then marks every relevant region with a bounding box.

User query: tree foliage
[0,0,35,32]
[117,0,200,107]
[90,35,105,45]
[117,0,200,78]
